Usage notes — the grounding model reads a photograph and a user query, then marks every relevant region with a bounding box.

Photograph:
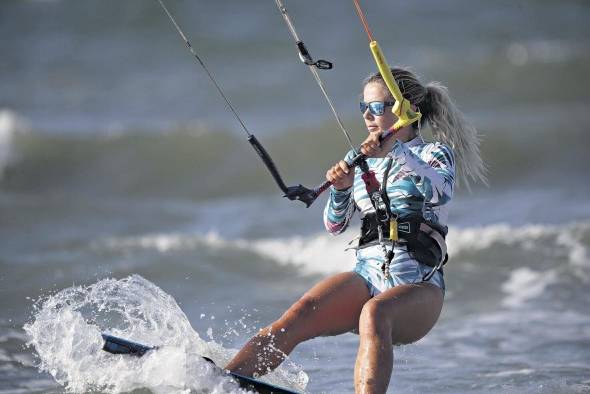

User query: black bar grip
[247,134,289,194]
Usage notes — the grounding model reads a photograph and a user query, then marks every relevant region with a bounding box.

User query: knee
[358,299,392,339]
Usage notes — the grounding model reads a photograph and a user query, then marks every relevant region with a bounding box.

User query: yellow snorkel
[353,0,421,131]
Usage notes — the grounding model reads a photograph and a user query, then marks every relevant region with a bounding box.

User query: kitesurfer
[226,67,486,394]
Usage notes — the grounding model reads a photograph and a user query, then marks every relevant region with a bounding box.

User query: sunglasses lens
[360,101,388,115]
[369,102,385,115]
[359,102,368,114]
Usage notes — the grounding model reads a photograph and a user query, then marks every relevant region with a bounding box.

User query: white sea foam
[501,267,559,308]
[243,234,356,275]
[95,220,589,279]
[447,221,590,265]
[0,109,29,179]
[24,275,307,393]
[448,221,589,307]
[97,231,229,254]
[95,231,356,275]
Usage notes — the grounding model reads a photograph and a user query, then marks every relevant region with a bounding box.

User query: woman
[226,68,486,393]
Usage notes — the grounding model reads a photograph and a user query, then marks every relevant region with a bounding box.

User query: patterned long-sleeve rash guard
[323,135,455,236]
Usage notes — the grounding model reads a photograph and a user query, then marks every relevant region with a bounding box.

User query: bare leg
[225,272,371,377]
[354,282,443,394]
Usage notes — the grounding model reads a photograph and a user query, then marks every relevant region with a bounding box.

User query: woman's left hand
[360,131,386,157]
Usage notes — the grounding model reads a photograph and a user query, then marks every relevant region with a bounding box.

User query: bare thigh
[282,271,371,341]
[367,282,444,344]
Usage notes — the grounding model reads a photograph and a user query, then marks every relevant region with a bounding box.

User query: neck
[375,132,398,157]
[395,125,417,143]
[372,128,417,158]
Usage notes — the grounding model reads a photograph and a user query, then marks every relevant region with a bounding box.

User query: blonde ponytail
[424,82,487,189]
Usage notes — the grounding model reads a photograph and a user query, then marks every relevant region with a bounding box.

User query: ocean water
[1,0,590,393]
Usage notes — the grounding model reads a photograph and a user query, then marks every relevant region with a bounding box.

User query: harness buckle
[389,218,398,241]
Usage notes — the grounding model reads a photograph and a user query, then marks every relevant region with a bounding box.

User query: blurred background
[1,0,589,393]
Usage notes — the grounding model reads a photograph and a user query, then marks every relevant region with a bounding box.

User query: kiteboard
[101,333,300,394]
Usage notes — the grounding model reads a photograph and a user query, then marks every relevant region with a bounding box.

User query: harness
[358,157,449,282]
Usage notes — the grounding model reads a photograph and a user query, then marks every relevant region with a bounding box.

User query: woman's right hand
[326,160,354,190]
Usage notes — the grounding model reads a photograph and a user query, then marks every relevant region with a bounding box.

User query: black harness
[359,213,448,269]
[359,157,449,281]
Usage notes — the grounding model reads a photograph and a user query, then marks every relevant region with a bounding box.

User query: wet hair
[363,68,487,189]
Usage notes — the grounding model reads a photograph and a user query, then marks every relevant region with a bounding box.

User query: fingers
[335,160,350,177]
[360,132,383,157]
[326,160,354,190]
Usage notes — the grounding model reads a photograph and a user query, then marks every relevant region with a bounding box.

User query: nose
[362,107,374,120]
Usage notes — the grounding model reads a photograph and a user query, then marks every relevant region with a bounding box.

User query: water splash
[23,275,307,393]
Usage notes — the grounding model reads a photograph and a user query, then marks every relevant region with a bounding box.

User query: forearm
[323,186,355,234]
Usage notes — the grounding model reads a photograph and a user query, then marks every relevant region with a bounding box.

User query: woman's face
[361,81,396,134]
[361,81,416,142]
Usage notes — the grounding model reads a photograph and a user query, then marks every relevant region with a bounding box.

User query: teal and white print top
[323,135,455,235]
